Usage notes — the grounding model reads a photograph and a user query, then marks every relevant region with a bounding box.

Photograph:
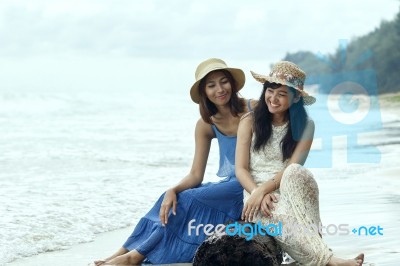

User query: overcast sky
[0,0,398,94]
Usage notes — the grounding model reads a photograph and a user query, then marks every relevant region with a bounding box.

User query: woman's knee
[281,164,314,187]
[283,163,310,178]
[285,163,302,173]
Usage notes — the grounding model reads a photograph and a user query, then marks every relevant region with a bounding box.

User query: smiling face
[264,84,297,115]
[204,70,232,106]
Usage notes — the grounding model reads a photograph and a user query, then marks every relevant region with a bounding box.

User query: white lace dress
[243,122,333,266]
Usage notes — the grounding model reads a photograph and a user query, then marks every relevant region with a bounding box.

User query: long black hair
[198,69,245,124]
[253,82,309,161]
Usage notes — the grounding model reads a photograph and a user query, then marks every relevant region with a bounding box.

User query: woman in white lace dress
[235,61,364,266]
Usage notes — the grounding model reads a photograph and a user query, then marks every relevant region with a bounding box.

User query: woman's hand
[242,188,265,222]
[260,193,278,218]
[159,189,177,226]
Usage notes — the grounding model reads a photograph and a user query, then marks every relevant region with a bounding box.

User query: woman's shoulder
[239,112,255,133]
[196,117,215,138]
[240,111,254,121]
[237,111,254,138]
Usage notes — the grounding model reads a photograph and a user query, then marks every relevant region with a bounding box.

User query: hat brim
[250,71,316,105]
[190,68,245,104]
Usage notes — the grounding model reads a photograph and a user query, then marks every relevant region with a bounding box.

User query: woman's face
[264,85,296,114]
[204,71,232,106]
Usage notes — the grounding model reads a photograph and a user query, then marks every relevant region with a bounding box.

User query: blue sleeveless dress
[122,124,244,264]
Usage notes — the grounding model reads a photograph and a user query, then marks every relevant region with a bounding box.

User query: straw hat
[250,61,316,105]
[190,58,245,104]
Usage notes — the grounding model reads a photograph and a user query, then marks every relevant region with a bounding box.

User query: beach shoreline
[6,227,133,266]
[6,226,193,266]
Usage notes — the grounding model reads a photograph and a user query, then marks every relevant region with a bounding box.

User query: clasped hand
[241,188,278,222]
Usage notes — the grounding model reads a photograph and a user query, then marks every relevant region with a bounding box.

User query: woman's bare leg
[94,247,129,266]
[327,253,364,266]
[105,250,145,266]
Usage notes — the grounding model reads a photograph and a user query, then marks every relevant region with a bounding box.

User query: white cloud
[0,0,398,92]
[0,0,398,59]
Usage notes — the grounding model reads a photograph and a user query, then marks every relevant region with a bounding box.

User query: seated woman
[235,61,364,266]
[94,58,256,265]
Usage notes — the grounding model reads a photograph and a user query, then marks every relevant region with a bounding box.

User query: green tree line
[282,7,400,94]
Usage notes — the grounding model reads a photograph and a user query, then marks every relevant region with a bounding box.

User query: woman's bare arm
[160,118,214,225]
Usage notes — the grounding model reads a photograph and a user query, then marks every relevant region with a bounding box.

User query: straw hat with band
[250,61,316,105]
[190,58,245,104]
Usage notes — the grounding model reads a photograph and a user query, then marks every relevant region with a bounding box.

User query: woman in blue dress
[94,58,256,265]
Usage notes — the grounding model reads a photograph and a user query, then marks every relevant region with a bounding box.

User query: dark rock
[193,222,282,266]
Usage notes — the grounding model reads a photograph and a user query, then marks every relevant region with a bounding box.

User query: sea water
[0,90,399,265]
